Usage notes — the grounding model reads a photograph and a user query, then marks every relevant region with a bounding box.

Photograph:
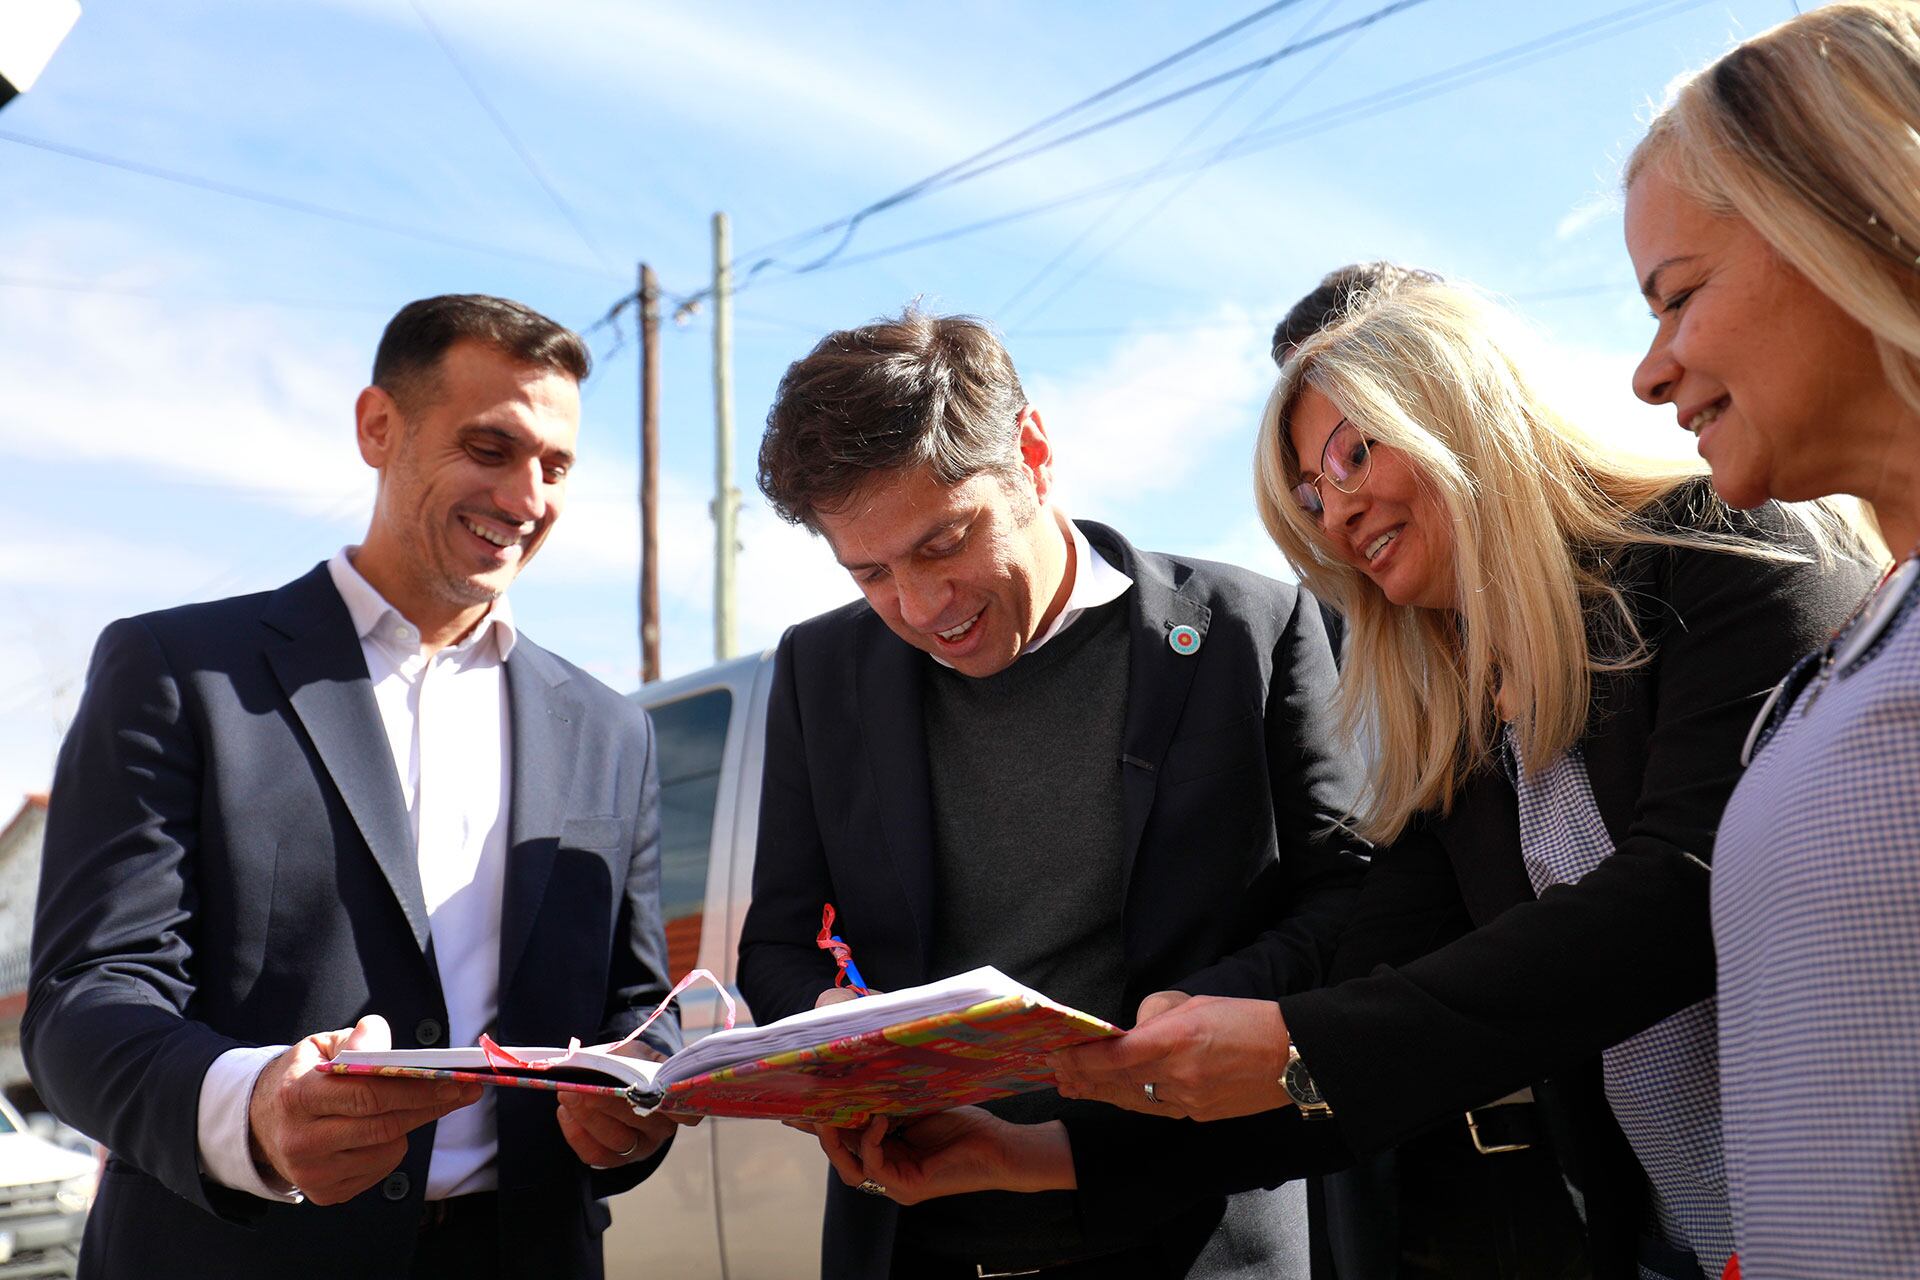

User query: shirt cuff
[197,1044,302,1202]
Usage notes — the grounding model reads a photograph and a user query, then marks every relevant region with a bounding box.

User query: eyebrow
[1639,255,1698,300]
[464,422,575,470]
[835,517,969,573]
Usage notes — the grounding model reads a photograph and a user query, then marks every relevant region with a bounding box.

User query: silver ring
[857,1178,889,1196]
[615,1135,641,1159]
[1143,1082,1161,1104]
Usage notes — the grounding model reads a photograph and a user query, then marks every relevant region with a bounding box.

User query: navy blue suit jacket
[24,564,678,1279]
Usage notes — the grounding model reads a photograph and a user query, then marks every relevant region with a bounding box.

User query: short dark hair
[758,308,1027,528]
[1271,261,1444,365]
[372,294,591,413]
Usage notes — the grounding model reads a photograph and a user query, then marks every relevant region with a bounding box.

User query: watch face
[1284,1056,1323,1108]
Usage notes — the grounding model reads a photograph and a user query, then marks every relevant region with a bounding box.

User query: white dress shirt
[196,548,516,1201]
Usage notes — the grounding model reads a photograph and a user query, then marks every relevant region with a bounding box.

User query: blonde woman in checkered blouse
[1626,3,1920,1276]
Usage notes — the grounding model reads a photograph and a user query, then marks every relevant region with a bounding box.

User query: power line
[1000,0,1357,324]
[408,0,616,275]
[728,0,1710,294]
[0,273,393,312]
[0,129,625,282]
[731,0,1321,270]
[735,0,1432,289]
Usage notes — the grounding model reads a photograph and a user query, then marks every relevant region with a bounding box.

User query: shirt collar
[326,547,518,661]
[1025,516,1133,654]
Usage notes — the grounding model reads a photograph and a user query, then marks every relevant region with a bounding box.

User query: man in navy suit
[737,309,1366,1280]
[25,295,679,1279]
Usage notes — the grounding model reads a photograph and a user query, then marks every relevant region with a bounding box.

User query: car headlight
[54,1173,93,1214]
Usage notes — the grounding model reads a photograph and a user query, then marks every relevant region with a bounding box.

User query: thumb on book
[316,1014,393,1059]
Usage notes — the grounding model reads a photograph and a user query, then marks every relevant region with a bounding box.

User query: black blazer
[737,520,1368,1279]
[1180,496,1874,1275]
[24,564,679,1280]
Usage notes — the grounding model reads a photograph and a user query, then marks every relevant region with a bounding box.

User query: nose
[1633,332,1679,405]
[494,457,548,524]
[892,564,953,631]
[1319,483,1367,537]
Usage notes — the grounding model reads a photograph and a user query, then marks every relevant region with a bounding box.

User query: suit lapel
[498,640,583,997]
[1436,767,1534,926]
[262,565,431,953]
[1083,523,1210,900]
[854,616,937,981]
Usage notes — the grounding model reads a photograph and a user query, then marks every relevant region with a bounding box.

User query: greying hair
[1627,0,1920,416]
[759,308,1027,528]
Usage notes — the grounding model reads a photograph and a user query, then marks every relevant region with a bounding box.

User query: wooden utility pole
[638,262,661,683]
[711,212,739,662]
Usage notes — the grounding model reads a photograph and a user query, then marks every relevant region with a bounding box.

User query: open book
[322,966,1120,1123]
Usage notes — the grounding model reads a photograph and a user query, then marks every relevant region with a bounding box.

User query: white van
[603,652,828,1280]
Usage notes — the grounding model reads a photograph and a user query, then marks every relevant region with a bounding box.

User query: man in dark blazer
[24,295,680,1280]
[736,308,1367,1280]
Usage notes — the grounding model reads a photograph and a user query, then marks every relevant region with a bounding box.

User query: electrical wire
[725,0,1710,295]
[408,0,617,275]
[0,129,626,282]
[730,0,1322,269]
[734,0,1432,288]
[999,0,1357,325]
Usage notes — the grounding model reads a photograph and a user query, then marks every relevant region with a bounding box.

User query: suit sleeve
[588,702,680,1196]
[735,628,841,1025]
[23,618,249,1216]
[1060,586,1369,1225]
[1278,533,1870,1157]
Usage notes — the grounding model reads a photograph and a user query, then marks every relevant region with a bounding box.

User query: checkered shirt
[1714,565,1920,1280]
[1508,729,1733,1280]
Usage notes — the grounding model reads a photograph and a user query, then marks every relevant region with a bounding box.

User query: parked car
[0,1094,94,1279]
[604,651,827,1280]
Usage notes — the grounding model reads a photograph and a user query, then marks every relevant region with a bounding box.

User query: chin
[1703,465,1773,511]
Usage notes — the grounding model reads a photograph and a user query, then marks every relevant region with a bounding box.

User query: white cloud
[1029,306,1277,515]
[0,232,369,513]
[1555,192,1615,241]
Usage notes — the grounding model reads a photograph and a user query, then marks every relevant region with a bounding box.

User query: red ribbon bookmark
[817,903,872,995]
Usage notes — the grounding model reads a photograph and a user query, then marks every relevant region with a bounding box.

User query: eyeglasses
[1291,417,1371,518]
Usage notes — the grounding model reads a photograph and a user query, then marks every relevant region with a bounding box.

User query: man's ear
[356,385,401,470]
[1017,406,1055,504]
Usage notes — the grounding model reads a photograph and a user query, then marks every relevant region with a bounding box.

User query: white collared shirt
[196,549,516,1201]
[1028,517,1133,654]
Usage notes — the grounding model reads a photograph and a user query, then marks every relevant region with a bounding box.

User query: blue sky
[0,0,1806,807]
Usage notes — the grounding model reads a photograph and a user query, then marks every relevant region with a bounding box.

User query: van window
[648,689,732,981]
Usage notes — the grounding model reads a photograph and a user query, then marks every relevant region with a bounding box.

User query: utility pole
[711,212,739,662]
[637,262,661,683]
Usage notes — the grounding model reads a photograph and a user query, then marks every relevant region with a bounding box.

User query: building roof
[0,794,47,853]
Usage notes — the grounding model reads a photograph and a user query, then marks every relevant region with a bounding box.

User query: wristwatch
[1282,1044,1332,1119]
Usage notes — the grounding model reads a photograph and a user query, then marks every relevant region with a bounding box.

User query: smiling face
[354,338,580,643]
[1287,385,1456,612]
[1625,163,1890,510]
[816,410,1071,678]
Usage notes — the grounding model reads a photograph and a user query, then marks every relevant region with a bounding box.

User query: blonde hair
[1257,282,1845,843]
[1627,0,1920,416]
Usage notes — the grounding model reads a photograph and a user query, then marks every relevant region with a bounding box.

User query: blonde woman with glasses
[1623,3,1920,1275]
[1047,280,1874,1280]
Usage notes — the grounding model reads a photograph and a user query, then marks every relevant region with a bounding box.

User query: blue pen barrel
[831,936,868,992]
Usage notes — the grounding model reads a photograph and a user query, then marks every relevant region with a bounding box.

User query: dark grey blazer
[24,563,679,1280]
[736,520,1367,1280]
